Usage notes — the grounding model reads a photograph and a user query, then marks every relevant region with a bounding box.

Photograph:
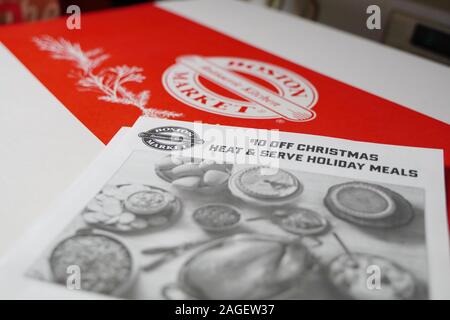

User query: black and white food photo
[27,150,429,300]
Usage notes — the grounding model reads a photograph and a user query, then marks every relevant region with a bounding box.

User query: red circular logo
[163,56,318,122]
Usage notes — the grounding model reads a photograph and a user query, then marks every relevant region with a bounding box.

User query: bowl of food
[327,252,416,300]
[81,183,182,234]
[192,204,241,232]
[274,207,329,236]
[49,229,139,297]
[155,155,233,194]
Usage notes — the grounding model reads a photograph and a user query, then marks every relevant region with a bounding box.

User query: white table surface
[0,0,449,257]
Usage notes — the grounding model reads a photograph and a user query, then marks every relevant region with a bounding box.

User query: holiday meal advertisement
[0,3,449,215]
[1,117,448,300]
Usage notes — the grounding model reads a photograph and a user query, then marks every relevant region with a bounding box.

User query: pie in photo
[324,182,414,228]
[229,166,303,205]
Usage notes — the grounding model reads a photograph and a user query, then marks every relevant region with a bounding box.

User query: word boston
[306,155,366,170]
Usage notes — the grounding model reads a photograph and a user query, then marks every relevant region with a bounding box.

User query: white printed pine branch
[32,35,182,118]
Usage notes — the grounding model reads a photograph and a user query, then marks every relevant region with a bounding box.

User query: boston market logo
[163,56,318,122]
[139,126,204,151]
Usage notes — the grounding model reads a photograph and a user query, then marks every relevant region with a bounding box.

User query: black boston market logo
[139,126,204,151]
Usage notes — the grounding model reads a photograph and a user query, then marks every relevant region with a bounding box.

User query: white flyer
[1,117,449,300]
